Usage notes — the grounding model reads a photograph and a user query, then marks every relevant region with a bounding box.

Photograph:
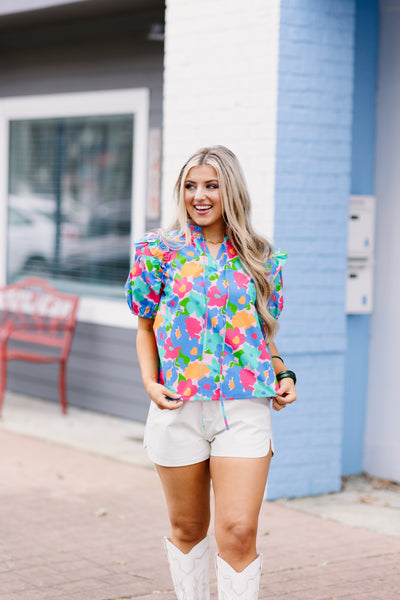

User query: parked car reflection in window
[61,199,132,285]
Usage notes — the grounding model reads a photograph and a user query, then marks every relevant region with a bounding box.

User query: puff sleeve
[266,248,288,320]
[125,236,166,318]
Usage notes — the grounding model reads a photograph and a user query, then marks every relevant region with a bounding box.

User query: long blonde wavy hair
[169,145,278,342]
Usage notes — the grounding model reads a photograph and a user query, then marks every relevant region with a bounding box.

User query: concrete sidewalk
[1,392,400,599]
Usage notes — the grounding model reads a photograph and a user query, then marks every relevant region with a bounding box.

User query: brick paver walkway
[1,430,399,600]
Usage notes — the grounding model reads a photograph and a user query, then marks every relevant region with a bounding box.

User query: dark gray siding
[1,5,163,422]
[6,324,150,423]
[0,5,164,128]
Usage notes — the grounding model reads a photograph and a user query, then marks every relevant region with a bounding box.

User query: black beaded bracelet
[276,370,297,385]
[271,355,284,362]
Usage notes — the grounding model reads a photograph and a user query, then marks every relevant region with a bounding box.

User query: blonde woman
[125,146,296,599]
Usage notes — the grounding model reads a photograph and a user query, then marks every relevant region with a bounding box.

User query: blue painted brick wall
[342,0,378,475]
[268,0,356,499]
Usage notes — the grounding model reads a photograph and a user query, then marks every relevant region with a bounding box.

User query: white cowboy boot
[215,553,263,599]
[164,536,210,600]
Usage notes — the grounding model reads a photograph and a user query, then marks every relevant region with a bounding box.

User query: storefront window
[7,114,134,297]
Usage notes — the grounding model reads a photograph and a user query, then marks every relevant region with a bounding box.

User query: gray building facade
[1,0,165,421]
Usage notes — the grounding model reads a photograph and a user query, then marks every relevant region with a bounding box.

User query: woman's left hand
[272,377,297,411]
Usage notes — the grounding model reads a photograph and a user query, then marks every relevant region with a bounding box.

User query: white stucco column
[162,0,281,240]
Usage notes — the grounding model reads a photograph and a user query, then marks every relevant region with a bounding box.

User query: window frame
[0,88,149,328]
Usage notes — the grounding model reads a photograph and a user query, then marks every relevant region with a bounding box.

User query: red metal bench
[0,277,79,414]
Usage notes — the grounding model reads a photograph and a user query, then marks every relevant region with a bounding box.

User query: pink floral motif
[130,264,143,278]
[148,287,162,305]
[240,369,257,391]
[186,317,202,340]
[173,277,193,299]
[226,327,246,351]
[177,379,198,399]
[234,271,249,287]
[211,388,221,401]
[258,342,269,360]
[207,285,228,307]
[164,337,181,359]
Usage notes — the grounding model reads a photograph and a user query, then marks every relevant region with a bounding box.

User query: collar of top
[187,221,238,262]
[188,221,202,236]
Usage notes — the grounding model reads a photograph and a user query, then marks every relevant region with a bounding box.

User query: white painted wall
[162,0,281,240]
[364,0,400,481]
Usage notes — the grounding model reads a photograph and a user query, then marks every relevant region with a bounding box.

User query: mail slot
[348,195,375,259]
[346,260,373,314]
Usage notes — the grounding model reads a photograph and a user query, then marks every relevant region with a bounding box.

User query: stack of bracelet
[271,355,297,384]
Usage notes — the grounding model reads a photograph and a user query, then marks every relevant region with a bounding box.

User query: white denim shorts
[143,397,274,467]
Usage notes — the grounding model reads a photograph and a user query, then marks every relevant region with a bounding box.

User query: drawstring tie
[220,396,229,430]
[199,236,230,431]
[219,284,229,430]
[199,296,208,431]
[201,398,205,430]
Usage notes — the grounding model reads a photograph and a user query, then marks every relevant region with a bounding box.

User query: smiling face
[184,165,225,239]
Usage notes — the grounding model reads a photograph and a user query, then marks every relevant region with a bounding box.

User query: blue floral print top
[125,223,287,405]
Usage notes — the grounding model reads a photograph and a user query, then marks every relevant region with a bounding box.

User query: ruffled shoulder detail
[265,248,287,320]
[125,231,171,319]
[266,248,288,280]
[134,230,172,261]
[163,228,186,244]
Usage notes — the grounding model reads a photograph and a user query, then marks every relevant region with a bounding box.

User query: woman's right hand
[145,381,183,410]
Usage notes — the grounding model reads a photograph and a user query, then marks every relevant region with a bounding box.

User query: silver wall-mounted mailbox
[347,195,375,259]
[346,260,373,314]
[346,195,375,314]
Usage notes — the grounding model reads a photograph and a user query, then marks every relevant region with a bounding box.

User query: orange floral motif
[153,312,163,330]
[232,310,256,329]
[181,261,204,278]
[150,247,165,260]
[185,361,210,380]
